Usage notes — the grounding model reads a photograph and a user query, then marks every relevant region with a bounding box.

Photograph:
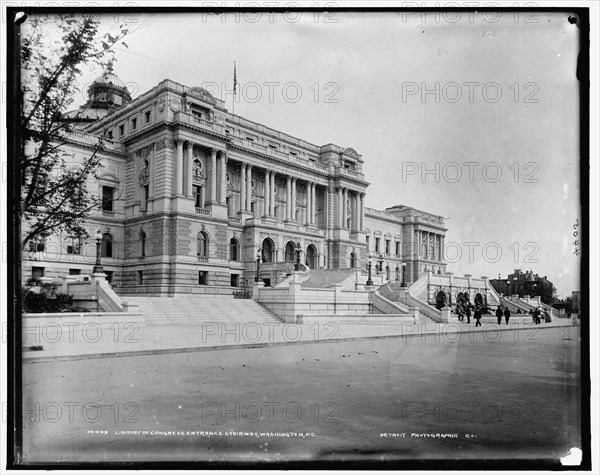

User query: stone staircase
[301,269,356,288]
[123,296,283,326]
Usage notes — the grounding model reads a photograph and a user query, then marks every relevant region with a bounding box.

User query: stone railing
[195,207,211,215]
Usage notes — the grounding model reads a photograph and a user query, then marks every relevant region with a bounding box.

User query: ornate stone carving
[155,138,174,151]
[187,87,217,105]
[157,97,166,112]
[169,98,181,112]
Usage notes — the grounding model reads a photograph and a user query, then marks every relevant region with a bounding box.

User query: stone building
[490,269,555,305]
[22,68,447,295]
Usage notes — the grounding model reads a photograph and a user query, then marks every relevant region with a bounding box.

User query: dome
[93,72,126,88]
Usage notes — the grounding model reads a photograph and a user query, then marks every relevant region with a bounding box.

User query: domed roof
[93,72,126,88]
[92,61,126,88]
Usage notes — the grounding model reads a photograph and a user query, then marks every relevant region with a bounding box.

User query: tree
[18,13,132,254]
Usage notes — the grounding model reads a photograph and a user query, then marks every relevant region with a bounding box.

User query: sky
[66,9,582,297]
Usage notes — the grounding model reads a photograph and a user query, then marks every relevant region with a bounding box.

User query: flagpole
[233,61,236,115]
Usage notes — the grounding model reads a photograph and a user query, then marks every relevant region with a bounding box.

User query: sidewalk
[22,314,577,363]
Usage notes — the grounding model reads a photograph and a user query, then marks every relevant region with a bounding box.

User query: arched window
[262,238,275,263]
[140,231,146,257]
[230,238,239,261]
[285,241,296,263]
[197,231,209,258]
[101,233,113,258]
[306,244,317,269]
[350,252,357,268]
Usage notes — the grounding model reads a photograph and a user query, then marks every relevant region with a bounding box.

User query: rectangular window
[385,240,390,255]
[104,271,113,283]
[289,150,298,157]
[131,118,137,130]
[396,241,401,256]
[31,267,44,280]
[198,271,208,286]
[230,274,239,287]
[375,237,380,253]
[68,269,81,276]
[102,186,114,211]
[193,185,202,208]
[119,124,125,136]
[66,237,82,255]
[136,270,143,285]
[28,238,45,252]
[192,110,202,120]
[141,184,149,210]
[251,202,255,214]
[274,205,278,220]
[107,130,113,139]
[245,136,254,142]
[144,111,151,123]
[366,236,370,250]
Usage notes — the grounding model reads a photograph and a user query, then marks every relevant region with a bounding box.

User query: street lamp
[294,242,302,271]
[93,229,104,274]
[401,262,407,287]
[255,248,261,282]
[366,256,373,286]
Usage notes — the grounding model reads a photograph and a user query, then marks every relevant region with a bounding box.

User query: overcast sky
[68,10,582,297]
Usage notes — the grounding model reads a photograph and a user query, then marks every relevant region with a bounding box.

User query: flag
[233,61,237,93]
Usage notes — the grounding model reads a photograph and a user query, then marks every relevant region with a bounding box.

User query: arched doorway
[306,244,318,269]
[261,238,275,263]
[435,291,447,310]
[350,252,357,268]
[475,293,484,306]
[284,241,296,263]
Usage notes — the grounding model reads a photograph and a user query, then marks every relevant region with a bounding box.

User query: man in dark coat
[474,306,482,327]
[504,307,511,324]
[495,306,503,325]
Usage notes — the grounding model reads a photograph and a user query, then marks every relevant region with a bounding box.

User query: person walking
[465,304,471,324]
[534,307,541,325]
[455,304,463,322]
[504,307,511,325]
[474,306,482,327]
[496,306,503,325]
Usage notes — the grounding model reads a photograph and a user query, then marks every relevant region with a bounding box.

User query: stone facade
[22,72,448,295]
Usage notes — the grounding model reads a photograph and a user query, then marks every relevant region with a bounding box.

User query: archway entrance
[435,291,447,310]
[306,244,318,269]
[285,241,296,263]
[475,293,484,306]
[261,238,275,263]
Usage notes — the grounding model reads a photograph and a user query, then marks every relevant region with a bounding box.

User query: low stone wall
[256,275,374,323]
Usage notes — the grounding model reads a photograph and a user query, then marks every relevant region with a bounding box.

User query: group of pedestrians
[454,302,485,327]
[529,307,549,325]
[495,306,512,325]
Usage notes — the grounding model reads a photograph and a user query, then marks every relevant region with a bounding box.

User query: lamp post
[93,229,104,274]
[401,262,407,287]
[366,256,373,286]
[294,242,302,271]
[255,248,261,282]
[395,265,399,282]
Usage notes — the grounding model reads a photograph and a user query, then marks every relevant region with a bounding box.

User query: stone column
[291,178,297,221]
[311,184,316,225]
[220,152,228,204]
[174,139,183,195]
[240,162,246,212]
[360,192,365,231]
[149,144,155,198]
[342,188,348,228]
[337,187,343,227]
[263,169,270,216]
[210,149,217,202]
[186,142,194,197]
[200,186,206,208]
[286,176,292,220]
[246,164,252,212]
[270,171,275,216]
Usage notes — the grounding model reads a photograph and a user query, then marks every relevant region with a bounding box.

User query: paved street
[22,326,581,463]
